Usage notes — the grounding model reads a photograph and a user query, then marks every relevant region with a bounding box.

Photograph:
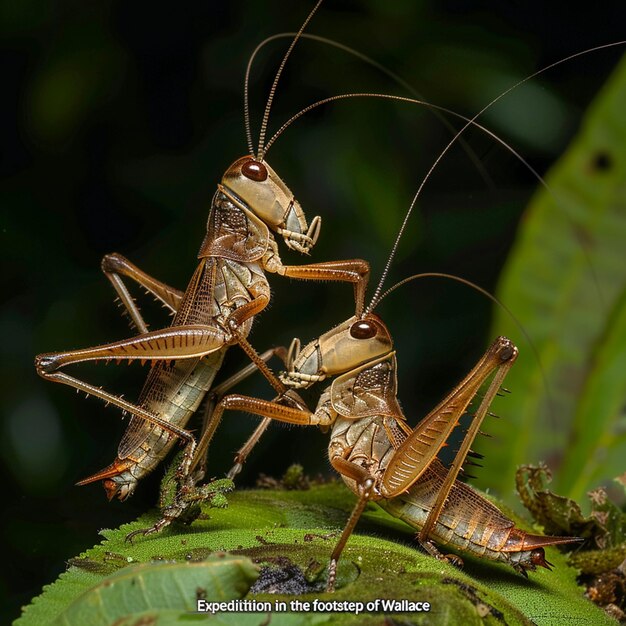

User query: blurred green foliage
[480,56,626,502]
[2,0,625,623]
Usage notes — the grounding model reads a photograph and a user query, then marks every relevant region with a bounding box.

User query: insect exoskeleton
[34,0,371,537]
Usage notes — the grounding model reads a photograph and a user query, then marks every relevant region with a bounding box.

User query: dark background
[2,0,625,622]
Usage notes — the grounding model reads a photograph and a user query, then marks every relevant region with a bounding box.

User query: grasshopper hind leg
[326,457,379,592]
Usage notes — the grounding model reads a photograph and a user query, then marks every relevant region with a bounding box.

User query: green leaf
[477,53,626,502]
[53,556,258,626]
[18,554,258,626]
[16,484,611,626]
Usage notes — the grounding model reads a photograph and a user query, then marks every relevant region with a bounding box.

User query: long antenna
[244,32,492,186]
[255,0,324,161]
[366,41,625,312]
[373,272,514,321]
[263,92,542,191]
[370,272,552,418]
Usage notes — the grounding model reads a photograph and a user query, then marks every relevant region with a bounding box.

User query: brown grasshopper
[29,0,509,537]
[176,36,626,590]
[198,278,581,591]
[34,1,369,535]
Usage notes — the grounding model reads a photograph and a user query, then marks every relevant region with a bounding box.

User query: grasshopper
[199,278,581,591]
[178,36,626,591]
[29,0,504,536]
[34,1,369,535]
[32,0,548,536]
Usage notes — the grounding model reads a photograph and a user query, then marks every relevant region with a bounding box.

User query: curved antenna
[263,93,551,239]
[244,32,492,186]
[263,93,541,186]
[251,39,624,315]
[371,272,550,412]
[374,272,515,326]
[367,41,626,312]
[256,0,324,161]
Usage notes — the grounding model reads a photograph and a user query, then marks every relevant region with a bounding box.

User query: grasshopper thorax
[221,155,321,254]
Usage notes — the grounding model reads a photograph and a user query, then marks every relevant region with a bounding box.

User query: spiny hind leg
[102,252,184,333]
[35,323,231,372]
[35,254,193,442]
[35,324,234,528]
[35,324,231,440]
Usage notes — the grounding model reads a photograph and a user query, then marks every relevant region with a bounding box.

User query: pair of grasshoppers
[36,0,595,590]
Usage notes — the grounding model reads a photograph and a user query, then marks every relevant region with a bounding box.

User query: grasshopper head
[281,313,393,389]
[222,156,321,254]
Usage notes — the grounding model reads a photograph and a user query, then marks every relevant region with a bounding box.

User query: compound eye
[350,320,377,339]
[241,160,268,182]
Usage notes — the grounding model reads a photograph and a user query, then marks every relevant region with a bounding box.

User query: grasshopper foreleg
[264,248,370,317]
[281,260,370,318]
